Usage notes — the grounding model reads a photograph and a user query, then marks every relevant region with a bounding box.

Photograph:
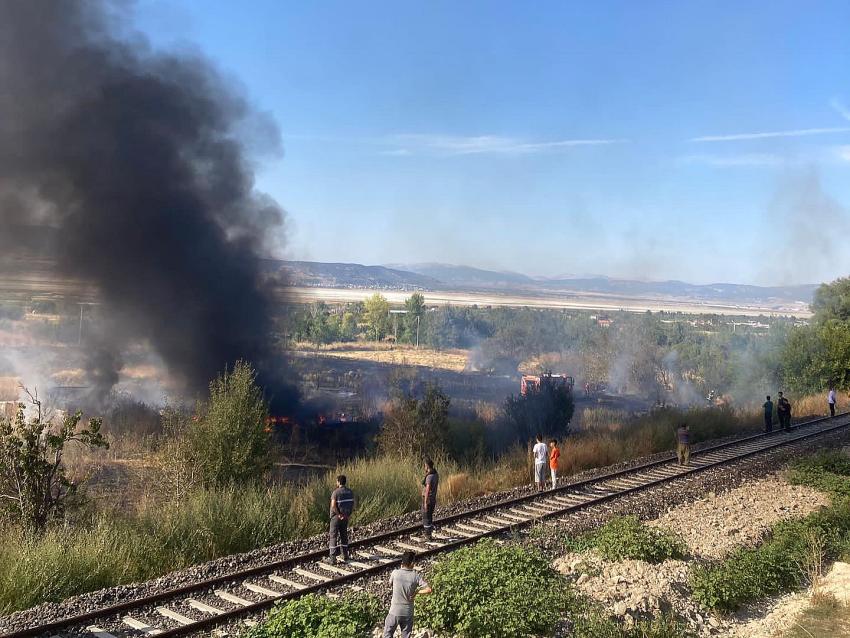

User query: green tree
[0,390,107,531]
[186,361,270,486]
[504,377,574,442]
[377,383,451,458]
[812,277,850,322]
[782,277,850,392]
[403,292,425,345]
[340,311,358,341]
[363,293,390,341]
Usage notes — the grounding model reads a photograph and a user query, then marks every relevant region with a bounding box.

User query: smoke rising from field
[0,1,289,400]
[765,171,850,286]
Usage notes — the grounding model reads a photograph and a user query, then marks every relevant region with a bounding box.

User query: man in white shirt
[829,387,837,417]
[532,433,548,492]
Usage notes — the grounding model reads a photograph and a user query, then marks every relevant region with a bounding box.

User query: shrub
[377,383,451,459]
[0,396,106,531]
[567,516,686,563]
[626,616,697,638]
[690,499,850,611]
[503,378,574,442]
[244,593,380,638]
[788,451,850,496]
[418,539,573,637]
[185,360,270,487]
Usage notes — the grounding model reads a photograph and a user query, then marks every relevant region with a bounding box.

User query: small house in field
[596,315,613,328]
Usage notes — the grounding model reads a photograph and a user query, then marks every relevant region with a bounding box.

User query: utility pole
[416,315,420,348]
[77,302,98,345]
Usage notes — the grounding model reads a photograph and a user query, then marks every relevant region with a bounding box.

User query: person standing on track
[676,423,690,466]
[382,551,431,638]
[421,458,438,540]
[532,433,548,492]
[327,474,355,565]
[829,387,837,417]
[777,392,792,431]
[549,438,561,490]
[763,395,774,433]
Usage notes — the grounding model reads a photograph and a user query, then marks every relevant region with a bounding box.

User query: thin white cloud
[831,98,850,122]
[680,153,786,167]
[689,127,850,143]
[390,134,627,156]
[836,146,850,162]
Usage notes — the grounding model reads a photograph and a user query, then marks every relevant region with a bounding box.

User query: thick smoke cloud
[0,1,289,399]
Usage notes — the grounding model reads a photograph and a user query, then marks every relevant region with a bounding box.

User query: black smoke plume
[0,0,290,400]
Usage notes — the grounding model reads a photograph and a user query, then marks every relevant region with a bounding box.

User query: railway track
[7,412,850,638]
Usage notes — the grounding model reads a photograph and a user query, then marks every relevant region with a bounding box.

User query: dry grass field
[294,341,470,372]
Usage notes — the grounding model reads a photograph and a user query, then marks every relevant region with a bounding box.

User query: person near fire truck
[532,433,548,492]
[327,474,356,565]
[422,458,439,540]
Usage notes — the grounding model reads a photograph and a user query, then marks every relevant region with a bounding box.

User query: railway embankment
[3,422,850,637]
[552,474,834,636]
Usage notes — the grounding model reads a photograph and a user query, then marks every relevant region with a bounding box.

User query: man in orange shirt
[549,438,561,490]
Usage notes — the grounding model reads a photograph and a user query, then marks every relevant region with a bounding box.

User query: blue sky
[135,0,850,285]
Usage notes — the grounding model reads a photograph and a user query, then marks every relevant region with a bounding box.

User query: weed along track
[6,414,850,638]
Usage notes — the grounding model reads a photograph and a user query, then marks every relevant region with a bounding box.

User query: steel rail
[5,411,847,638]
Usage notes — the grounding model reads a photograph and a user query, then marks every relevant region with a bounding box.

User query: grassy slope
[0,406,760,615]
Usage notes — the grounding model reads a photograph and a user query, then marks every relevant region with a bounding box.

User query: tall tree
[403,292,426,345]
[782,277,850,392]
[363,293,390,341]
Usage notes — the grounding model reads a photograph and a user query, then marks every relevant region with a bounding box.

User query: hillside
[265,260,439,290]
[389,262,817,305]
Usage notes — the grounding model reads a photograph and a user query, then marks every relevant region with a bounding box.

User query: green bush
[626,616,697,638]
[788,451,850,496]
[690,499,850,611]
[187,360,270,487]
[419,539,573,637]
[244,593,380,638]
[567,516,686,563]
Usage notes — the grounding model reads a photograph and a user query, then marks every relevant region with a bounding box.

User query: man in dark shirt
[763,395,774,433]
[676,423,690,466]
[327,474,355,564]
[421,458,438,540]
[777,392,792,432]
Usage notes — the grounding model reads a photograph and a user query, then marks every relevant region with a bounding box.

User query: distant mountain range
[268,260,440,290]
[271,260,817,306]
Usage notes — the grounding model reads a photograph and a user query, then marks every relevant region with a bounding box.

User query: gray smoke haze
[765,171,850,286]
[0,0,289,399]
